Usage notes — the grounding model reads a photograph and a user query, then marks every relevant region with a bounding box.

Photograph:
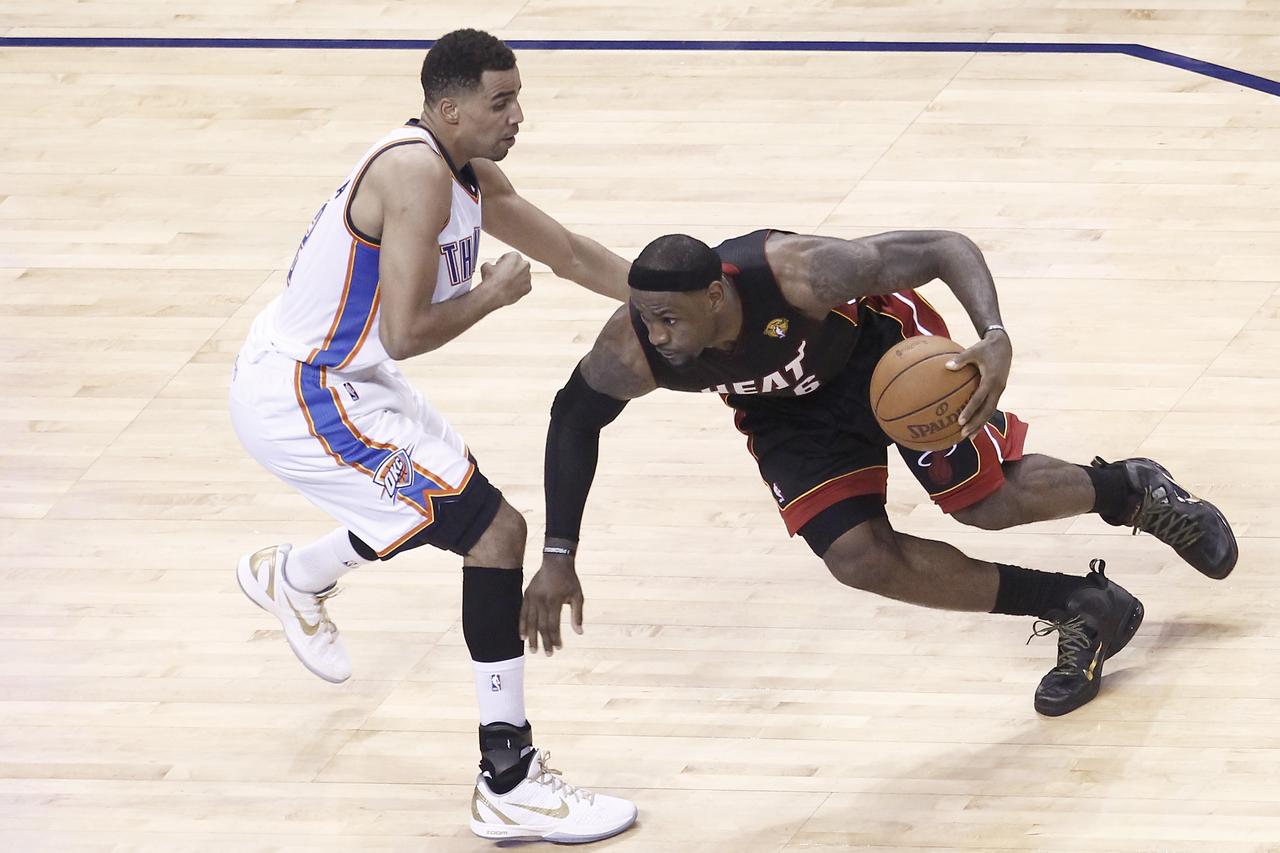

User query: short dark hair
[629,234,722,292]
[421,29,517,104]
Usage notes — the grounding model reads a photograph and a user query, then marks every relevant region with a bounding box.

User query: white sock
[473,656,527,725]
[285,528,368,593]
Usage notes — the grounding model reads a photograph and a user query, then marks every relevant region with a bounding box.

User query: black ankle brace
[992,563,1090,618]
[479,721,534,794]
[1081,459,1133,522]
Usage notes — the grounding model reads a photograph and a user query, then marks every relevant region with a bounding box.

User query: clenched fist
[479,251,532,308]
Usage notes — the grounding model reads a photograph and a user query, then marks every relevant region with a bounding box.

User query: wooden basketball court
[3,2,1279,850]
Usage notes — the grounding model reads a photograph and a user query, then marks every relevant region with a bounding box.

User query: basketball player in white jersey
[229,30,636,844]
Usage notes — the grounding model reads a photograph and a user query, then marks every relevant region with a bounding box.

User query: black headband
[628,249,723,292]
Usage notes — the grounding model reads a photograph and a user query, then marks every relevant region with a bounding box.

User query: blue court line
[3,36,1277,97]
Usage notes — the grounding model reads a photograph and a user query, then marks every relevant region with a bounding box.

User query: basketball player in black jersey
[527,229,1237,716]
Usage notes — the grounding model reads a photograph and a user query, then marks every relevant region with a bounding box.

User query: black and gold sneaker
[1031,559,1144,717]
[1092,456,1237,579]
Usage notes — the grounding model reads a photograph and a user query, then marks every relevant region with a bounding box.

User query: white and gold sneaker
[469,750,637,844]
[235,544,351,683]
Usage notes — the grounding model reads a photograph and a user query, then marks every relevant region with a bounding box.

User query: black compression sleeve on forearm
[544,364,629,542]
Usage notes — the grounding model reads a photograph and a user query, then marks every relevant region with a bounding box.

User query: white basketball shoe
[235,544,351,683]
[469,750,637,844]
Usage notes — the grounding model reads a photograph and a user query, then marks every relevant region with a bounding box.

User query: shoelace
[291,585,342,641]
[1131,489,1203,549]
[534,751,596,804]
[1027,614,1092,677]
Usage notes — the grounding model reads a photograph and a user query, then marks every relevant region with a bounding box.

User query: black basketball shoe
[1092,456,1237,579]
[1031,559,1144,717]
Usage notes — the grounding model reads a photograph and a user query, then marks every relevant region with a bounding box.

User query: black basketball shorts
[728,290,1028,538]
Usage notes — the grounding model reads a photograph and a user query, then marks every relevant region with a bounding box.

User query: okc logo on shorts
[372,448,414,502]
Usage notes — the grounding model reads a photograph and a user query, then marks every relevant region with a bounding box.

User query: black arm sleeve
[544,364,630,543]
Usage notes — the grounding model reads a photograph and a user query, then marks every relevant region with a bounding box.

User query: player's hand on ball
[520,560,584,657]
[480,251,532,307]
[948,330,1012,438]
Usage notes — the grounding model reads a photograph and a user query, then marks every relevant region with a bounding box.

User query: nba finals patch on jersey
[764,317,790,338]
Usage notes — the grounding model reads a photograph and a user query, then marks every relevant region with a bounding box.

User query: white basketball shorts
[229,333,501,557]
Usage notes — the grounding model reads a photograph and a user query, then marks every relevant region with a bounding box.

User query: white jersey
[257,119,483,372]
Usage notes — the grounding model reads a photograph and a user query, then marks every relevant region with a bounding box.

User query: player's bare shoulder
[764,232,881,316]
[471,158,514,197]
[580,305,657,400]
[349,141,452,240]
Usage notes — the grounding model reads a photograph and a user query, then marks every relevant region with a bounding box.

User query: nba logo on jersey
[440,226,481,286]
[372,448,415,501]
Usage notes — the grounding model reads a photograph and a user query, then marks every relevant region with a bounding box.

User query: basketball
[870,335,980,451]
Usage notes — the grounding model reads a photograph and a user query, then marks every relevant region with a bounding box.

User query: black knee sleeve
[463,566,524,663]
[347,531,379,561]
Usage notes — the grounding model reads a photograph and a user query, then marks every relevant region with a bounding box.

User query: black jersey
[629,229,863,400]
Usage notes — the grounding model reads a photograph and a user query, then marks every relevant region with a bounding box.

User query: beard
[661,350,696,367]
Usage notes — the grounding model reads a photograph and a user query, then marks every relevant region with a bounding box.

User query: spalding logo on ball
[869,335,980,452]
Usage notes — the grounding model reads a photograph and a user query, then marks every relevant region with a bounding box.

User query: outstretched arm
[474,159,630,301]
[522,306,657,656]
[771,230,1012,437]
